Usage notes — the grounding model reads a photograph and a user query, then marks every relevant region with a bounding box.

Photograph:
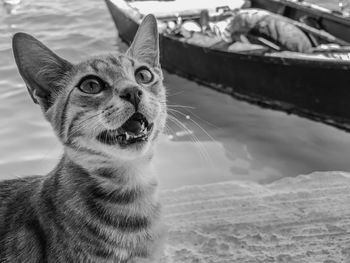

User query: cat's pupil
[136,68,153,84]
[79,78,102,94]
[89,82,98,92]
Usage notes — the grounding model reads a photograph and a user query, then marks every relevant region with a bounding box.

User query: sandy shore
[161,172,350,262]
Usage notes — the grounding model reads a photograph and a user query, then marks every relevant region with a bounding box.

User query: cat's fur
[0,14,167,263]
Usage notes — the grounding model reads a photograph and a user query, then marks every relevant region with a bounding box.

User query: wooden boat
[105,0,350,130]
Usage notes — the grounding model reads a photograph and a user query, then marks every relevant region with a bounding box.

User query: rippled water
[1,0,350,189]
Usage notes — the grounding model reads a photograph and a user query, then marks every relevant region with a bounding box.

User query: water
[1,0,350,189]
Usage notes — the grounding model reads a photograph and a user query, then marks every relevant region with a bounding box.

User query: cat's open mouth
[97,113,154,146]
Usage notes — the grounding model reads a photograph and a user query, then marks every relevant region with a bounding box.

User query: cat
[0,14,167,263]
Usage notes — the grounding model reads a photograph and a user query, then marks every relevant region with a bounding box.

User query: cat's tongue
[122,113,146,135]
[123,120,143,134]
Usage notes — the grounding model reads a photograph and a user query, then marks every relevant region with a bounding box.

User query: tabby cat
[0,14,167,263]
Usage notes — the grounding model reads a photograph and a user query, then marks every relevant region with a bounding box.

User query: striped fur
[1,15,166,262]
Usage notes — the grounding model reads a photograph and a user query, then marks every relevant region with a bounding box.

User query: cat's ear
[12,32,72,110]
[126,14,160,67]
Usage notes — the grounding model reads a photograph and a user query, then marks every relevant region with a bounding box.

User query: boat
[105,0,350,131]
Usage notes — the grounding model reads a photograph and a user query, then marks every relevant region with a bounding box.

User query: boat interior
[125,0,350,61]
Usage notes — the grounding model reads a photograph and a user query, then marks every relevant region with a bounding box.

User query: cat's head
[12,15,166,161]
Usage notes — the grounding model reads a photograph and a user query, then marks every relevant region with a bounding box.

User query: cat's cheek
[150,115,166,144]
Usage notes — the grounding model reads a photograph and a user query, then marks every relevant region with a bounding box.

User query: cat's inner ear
[126,14,160,67]
[12,32,72,110]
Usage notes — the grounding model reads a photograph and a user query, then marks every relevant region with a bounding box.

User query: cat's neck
[58,148,157,191]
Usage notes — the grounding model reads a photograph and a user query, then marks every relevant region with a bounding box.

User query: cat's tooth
[125,132,130,140]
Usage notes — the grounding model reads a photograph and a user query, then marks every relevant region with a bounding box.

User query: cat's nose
[119,86,143,110]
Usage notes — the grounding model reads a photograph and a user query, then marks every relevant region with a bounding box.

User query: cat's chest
[84,195,162,258]
[66,165,161,261]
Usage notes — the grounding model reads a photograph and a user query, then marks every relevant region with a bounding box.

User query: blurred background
[1,0,350,189]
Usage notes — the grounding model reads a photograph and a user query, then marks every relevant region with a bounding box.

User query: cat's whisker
[167,114,212,164]
[179,108,219,129]
[167,115,201,151]
[167,108,217,143]
[168,108,236,159]
[168,117,211,164]
[165,90,186,97]
[169,110,216,156]
[69,121,101,155]
[166,104,196,109]
[61,116,91,141]
[65,111,104,143]
[167,112,214,164]
[164,124,176,138]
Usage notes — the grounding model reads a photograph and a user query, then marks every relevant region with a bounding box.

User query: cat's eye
[135,67,153,84]
[78,77,104,94]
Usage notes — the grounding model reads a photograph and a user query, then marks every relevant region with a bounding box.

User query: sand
[161,172,350,262]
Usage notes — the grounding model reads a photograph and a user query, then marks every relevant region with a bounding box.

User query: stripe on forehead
[118,55,135,68]
[86,56,122,82]
[89,59,110,73]
[106,55,136,81]
[85,55,137,84]
[119,56,136,79]
[108,55,122,67]
[108,55,134,67]
[127,57,135,67]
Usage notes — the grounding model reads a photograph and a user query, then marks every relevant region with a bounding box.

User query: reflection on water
[1,0,350,189]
